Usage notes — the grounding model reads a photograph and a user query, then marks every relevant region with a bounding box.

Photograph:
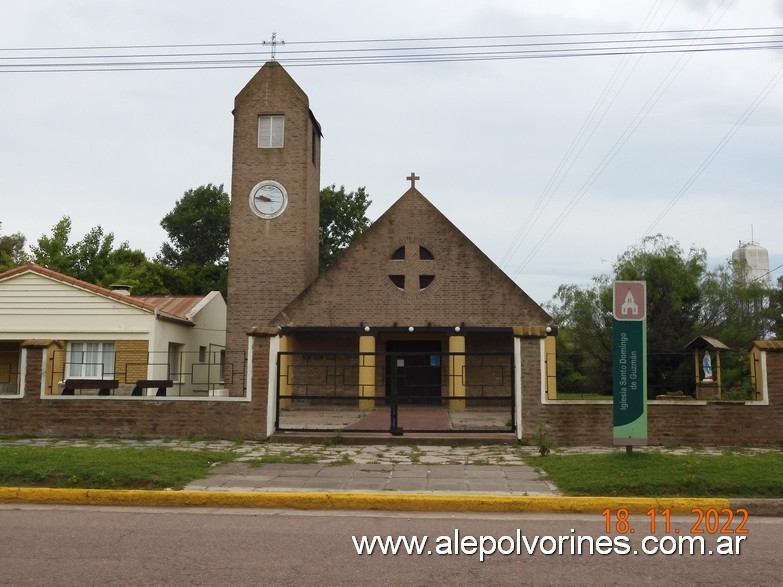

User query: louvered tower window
[258,115,284,148]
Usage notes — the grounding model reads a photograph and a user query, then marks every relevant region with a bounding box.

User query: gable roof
[0,264,204,325]
[234,61,322,137]
[684,335,731,351]
[271,188,552,329]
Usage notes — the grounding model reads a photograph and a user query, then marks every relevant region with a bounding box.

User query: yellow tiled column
[545,335,557,399]
[449,335,466,410]
[278,335,292,409]
[359,335,376,410]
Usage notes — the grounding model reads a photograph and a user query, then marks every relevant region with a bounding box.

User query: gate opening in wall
[275,350,515,434]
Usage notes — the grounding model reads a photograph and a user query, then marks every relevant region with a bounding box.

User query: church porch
[271,327,519,436]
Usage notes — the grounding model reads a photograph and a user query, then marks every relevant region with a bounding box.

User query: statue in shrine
[702,350,713,382]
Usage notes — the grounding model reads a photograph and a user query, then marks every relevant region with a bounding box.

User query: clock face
[249,180,288,219]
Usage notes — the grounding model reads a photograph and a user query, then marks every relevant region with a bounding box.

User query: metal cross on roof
[263,32,285,61]
[407,172,420,189]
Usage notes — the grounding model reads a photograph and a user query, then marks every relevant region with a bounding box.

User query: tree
[319,185,371,271]
[613,235,707,396]
[0,223,29,271]
[159,184,230,268]
[548,277,613,396]
[31,216,152,290]
[548,235,708,397]
[31,217,77,276]
[699,258,776,346]
[771,276,783,340]
[549,234,780,399]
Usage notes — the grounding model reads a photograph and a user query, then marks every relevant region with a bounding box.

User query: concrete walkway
[185,462,557,495]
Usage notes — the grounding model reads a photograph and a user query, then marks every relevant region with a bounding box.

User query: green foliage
[159,183,230,268]
[0,223,29,271]
[319,184,371,271]
[30,216,77,275]
[555,392,608,400]
[30,216,153,290]
[548,277,614,396]
[700,257,777,345]
[531,424,554,456]
[152,263,228,297]
[772,276,783,339]
[322,432,344,447]
[0,446,235,490]
[548,235,775,399]
[616,236,707,396]
[526,452,783,497]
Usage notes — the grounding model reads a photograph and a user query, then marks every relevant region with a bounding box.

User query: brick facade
[115,339,149,384]
[270,190,550,329]
[225,62,321,380]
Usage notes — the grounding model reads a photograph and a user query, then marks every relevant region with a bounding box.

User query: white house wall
[188,292,227,391]
[189,292,227,351]
[0,272,155,340]
[147,294,227,393]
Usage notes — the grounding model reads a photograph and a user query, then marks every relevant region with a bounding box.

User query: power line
[499,0,673,268]
[4,32,782,60]
[3,26,782,51]
[637,63,783,242]
[510,0,737,277]
[3,44,781,73]
[1,28,781,72]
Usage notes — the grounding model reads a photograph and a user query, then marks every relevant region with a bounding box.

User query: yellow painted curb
[0,487,730,514]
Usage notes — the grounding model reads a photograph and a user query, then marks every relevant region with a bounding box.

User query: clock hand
[255,195,273,202]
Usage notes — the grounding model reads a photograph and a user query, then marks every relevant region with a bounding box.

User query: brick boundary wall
[1,340,781,445]
[520,345,783,446]
[0,343,269,440]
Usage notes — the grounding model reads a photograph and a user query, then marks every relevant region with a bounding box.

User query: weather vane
[263,32,285,61]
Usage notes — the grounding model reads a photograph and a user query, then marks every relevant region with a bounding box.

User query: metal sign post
[613,281,648,448]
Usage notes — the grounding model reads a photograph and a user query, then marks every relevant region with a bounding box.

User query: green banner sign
[613,281,647,445]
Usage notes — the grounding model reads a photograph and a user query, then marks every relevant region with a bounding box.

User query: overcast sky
[2,0,782,305]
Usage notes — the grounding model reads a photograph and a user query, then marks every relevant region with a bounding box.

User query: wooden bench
[132,379,174,397]
[62,379,120,396]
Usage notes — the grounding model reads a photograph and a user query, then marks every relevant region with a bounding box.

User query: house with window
[0,264,226,397]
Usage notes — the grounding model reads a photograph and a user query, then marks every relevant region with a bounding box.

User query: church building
[225,61,554,438]
[3,61,779,446]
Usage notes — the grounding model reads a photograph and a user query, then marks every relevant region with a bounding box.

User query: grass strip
[527,452,783,498]
[0,446,235,490]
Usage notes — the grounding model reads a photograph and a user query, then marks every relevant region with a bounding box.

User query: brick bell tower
[225,61,322,387]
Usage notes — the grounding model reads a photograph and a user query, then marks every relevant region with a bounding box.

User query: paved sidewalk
[4,438,779,499]
[185,462,558,495]
[1,438,780,514]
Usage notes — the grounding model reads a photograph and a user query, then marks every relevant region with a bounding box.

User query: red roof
[132,296,206,321]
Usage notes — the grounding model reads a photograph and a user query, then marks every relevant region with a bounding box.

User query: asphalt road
[1,505,780,586]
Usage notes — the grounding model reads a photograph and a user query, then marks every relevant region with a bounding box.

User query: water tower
[732,240,770,286]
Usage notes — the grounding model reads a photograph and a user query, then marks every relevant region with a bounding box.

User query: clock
[249,180,288,219]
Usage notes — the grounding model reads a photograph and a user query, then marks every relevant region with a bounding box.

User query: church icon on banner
[613,281,646,321]
[621,289,639,317]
